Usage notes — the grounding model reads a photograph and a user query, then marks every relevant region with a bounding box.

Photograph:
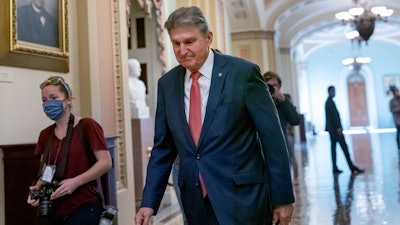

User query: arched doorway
[347,69,369,127]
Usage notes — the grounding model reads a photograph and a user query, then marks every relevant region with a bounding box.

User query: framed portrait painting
[383,74,400,95]
[0,0,69,72]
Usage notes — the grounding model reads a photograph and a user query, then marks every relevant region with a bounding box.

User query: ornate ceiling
[225,0,400,53]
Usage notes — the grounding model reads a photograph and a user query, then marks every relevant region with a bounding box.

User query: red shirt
[35,118,108,219]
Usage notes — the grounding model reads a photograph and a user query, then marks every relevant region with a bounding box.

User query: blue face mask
[43,100,65,120]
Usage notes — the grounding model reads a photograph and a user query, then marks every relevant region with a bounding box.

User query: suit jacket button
[196,154,200,159]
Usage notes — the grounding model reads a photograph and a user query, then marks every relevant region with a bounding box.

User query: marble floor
[158,130,400,225]
[291,130,400,225]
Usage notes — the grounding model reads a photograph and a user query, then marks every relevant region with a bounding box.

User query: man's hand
[135,207,154,225]
[272,204,294,225]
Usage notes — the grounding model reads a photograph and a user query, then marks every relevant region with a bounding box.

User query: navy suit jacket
[141,51,294,225]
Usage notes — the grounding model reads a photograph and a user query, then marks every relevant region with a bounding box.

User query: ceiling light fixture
[335,0,393,44]
[342,56,371,71]
[342,57,371,66]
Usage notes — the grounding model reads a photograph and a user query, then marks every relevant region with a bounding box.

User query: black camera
[267,84,275,95]
[29,183,57,217]
[99,205,118,225]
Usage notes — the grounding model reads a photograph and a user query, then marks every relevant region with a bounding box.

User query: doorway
[347,72,369,127]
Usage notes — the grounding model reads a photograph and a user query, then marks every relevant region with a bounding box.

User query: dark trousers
[182,189,220,225]
[204,196,219,225]
[185,193,271,225]
[396,125,400,149]
[173,162,189,225]
[46,203,102,225]
[329,131,355,171]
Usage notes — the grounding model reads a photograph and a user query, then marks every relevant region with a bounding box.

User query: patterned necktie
[188,71,207,197]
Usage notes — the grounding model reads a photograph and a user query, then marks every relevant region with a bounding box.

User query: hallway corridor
[291,130,400,225]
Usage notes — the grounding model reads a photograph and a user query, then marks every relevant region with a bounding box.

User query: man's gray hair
[164,6,210,35]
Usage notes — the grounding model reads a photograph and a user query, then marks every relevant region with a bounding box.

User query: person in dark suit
[264,71,300,185]
[325,85,364,175]
[134,6,294,225]
[389,86,400,149]
[17,0,59,47]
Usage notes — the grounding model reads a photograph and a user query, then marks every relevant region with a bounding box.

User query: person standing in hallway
[325,85,364,175]
[389,86,400,149]
[263,71,300,185]
[134,6,294,225]
[27,76,112,225]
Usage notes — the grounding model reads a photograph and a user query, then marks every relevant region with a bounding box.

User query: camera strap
[37,113,75,183]
[53,113,75,182]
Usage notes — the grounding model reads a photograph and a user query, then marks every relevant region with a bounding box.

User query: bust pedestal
[131,106,150,119]
[131,118,154,210]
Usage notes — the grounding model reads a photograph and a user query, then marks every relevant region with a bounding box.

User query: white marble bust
[128,58,149,118]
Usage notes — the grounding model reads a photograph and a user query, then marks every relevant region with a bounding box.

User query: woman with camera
[27,76,112,225]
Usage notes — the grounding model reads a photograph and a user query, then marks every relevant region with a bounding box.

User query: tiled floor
[161,130,400,225]
[291,130,400,225]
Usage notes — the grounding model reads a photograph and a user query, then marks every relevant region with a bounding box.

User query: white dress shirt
[184,49,214,123]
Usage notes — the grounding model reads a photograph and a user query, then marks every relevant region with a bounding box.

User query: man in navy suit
[135,6,294,225]
[17,0,59,47]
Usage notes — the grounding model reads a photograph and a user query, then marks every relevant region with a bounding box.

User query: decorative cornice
[279,47,290,54]
[231,30,275,41]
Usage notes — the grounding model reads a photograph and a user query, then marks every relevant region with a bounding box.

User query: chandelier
[335,0,393,44]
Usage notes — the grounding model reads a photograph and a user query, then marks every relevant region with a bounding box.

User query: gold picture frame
[0,0,69,72]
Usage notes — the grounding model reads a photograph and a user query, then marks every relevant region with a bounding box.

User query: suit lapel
[173,55,228,150]
[197,54,228,149]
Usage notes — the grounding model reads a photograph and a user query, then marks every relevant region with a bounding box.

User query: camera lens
[38,196,52,216]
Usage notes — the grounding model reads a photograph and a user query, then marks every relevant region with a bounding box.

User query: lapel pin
[218,72,222,77]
